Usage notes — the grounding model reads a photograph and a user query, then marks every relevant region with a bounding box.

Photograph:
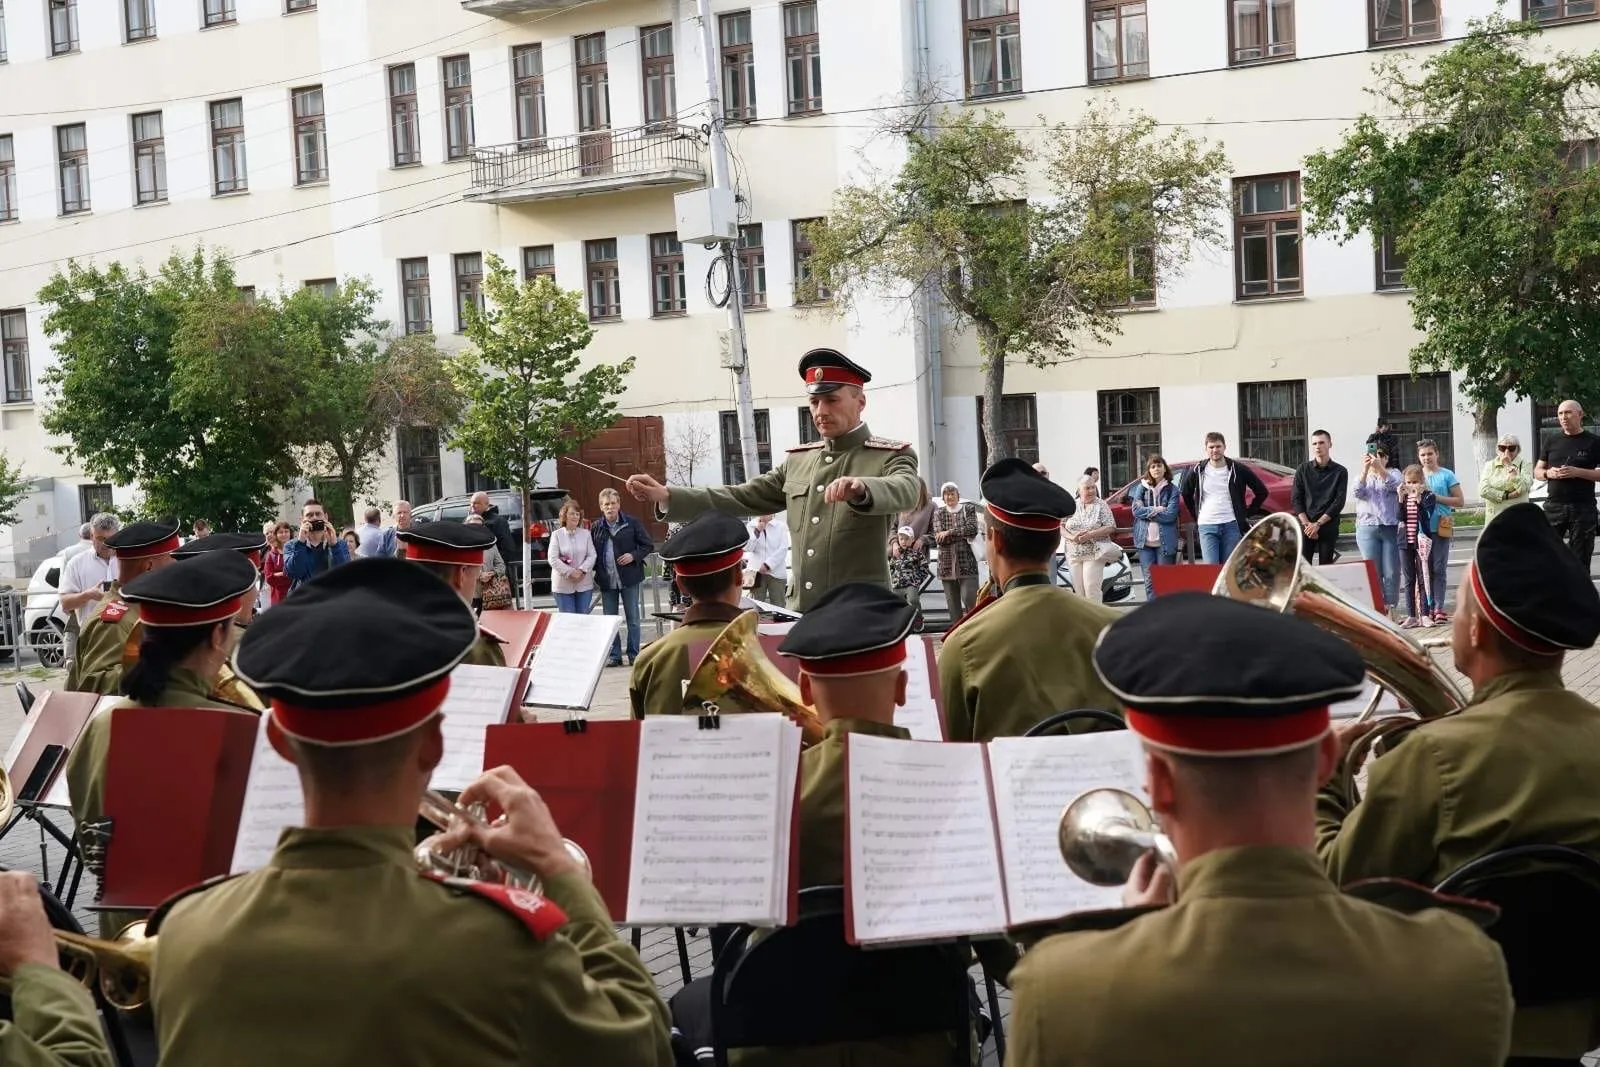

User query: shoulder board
[863,436,911,451]
[147,872,247,934]
[420,873,568,941]
[99,600,131,623]
[1341,877,1500,929]
[1009,904,1164,950]
[786,441,824,453]
[478,624,507,645]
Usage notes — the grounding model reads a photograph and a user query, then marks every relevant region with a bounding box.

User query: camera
[309,519,327,532]
[1366,443,1378,455]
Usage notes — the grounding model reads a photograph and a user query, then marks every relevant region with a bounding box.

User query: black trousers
[1543,500,1598,563]
[1300,525,1338,565]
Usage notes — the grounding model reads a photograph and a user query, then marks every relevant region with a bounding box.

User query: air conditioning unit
[676,187,738,245]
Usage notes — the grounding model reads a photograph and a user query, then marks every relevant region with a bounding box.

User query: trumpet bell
[682,610,824,745]
[1058,788,1174,887]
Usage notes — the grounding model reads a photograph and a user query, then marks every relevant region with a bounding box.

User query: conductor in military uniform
[1008,593,1514,1067]
[938,459,1120,742]
[629,513,751,719]
[398,521,509,667]
[1318,502,1600,1064]
[65,520,181,695]
[148,557,673,1067]
[625,349,922,612]
[0,871,115,1067]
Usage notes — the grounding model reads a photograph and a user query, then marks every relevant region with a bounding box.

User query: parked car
[23,555,69,667]
[1102,458,1297,554]
[410,488,571,592]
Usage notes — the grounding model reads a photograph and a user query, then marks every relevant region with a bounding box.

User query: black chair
[1434,845,1600,1008]
[14,680,33,716]
[708,886,974,1067]
[1023,708,1127,737]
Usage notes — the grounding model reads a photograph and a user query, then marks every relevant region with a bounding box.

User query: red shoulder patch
[421,873,568,941]
[99,600,130,623]
[478,624,507,645]
[786,441,824,453]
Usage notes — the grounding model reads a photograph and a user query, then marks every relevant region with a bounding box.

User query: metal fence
[469,124,704,196]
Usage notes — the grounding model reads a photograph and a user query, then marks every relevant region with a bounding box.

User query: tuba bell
[1058,787,1178,890]
[682,610,824,746]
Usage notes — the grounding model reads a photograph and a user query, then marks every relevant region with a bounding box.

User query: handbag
[480,571,514,611]
[1436,515,1454,539]
[1095,540,1123,565]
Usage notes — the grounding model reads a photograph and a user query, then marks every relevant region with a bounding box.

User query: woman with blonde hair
[1063,475,1119,604]
[549,498,597,615]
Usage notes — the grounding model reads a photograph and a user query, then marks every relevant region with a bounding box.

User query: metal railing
[469,124,705,197]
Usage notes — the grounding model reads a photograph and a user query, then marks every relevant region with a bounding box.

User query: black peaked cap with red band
[396,520,496,566]
[105,520,182,560]
[798,348,872,396]
[1470,502,1600,653]
[659,512,749,577]
[232,557,477,746]
[173,531,269,567]
[1093,593,1364,757]
[119,550,259,628]
[980,458,1075,531]
[778,582,915,677]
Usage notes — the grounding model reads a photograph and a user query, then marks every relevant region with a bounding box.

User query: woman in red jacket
[261,520,293,607]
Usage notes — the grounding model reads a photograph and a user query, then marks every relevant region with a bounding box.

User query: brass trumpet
[415,789,590,893]
[0,920,157,1012]
[1058,788,1178,891]
[682,610,824,746]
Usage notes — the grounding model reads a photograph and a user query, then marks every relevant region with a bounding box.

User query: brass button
[811,516,820,525]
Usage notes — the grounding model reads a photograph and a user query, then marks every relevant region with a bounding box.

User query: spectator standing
[383,500,413,558]
[354,507,387,557]
[1181,432,1268,565]
[190,519,211,540]
[1129,455,1179,600]
[1479,434,1533,523]
[282,499,350,593]
[341,529,361,557]
[1353,445,1402,611]
[1366,419,1400,465]
[470,491,519,591]
[1396,465,1437,628]
[592,489,655,667]
[1292,430,1349,565]
[464,514,512,612]
[261,522,292,609]
[61,522,93,563]
[549,500,597,615]
[1062,476,1118,604]
[1416,439,1462,623]
[58,512,120,667]
[743,514,790,605]
[1535,399,1600,560]
[887,525,930,627]
[896,478,934,542]
[930,481,980,621]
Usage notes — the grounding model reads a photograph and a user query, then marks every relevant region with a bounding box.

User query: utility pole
[694,0,761,480]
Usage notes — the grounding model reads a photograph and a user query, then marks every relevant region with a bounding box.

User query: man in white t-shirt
[58,513,121,665]
[1180,432,1268,565]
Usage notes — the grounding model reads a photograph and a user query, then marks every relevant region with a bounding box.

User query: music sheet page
[987,733,1147,925]
[893,637,944,741]
[845,733,1008,944]
[625,714,789,926]
[434,664,525,790]
[523,612,622,710]
[228,714,305,873]
[770,721,802,924]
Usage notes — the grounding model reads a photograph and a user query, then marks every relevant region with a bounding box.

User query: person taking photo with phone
[282,499,350,594]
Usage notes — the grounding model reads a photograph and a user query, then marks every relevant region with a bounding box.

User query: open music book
[522,611,622,711]
[843,730,1147,947]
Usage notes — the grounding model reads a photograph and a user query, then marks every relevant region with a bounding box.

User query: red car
[1103,457,1297,554]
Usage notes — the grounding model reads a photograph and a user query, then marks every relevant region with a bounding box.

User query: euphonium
[1057,787,1179,891]
[0,921,157,1012]
[415,789,591,893]
[681,610,824,746]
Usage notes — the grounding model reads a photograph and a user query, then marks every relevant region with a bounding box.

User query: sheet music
[625,714,791,925]
[523,612,621,709]
[434,664,525,790]
[1312,561,1384,613]
[893,637,943,741]
[846,733,1008,944]
[1330,677,1405,721]
[228,714,305,873]
[39,696,121,809]
[771,721,802,925]
[987,733,1146,925]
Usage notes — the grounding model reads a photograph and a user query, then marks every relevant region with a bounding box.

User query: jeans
[1429,533,1451,615]
[1198,521,1243,565]
[1069,558,1105,604]
[554,589,594,615]
[603,583,643,663]
[1544,501,1598,564]
[1137,546,1177,600]
[1354,525,1399,610]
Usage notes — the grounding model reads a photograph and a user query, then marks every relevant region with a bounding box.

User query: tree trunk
[1471,398,1502,497]
[520,483,534,608]
[979,324,1007,469]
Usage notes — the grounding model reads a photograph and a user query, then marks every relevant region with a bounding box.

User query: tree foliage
[803,102,1230,461]
[1303,16,1600,465]
[0,452,30,529]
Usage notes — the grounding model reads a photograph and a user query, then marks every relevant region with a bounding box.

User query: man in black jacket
[1181,432,1268,565]
[1292,430,1349,565]
[471,492,519,594]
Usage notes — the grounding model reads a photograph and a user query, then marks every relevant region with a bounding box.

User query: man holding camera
[282,499,350,594]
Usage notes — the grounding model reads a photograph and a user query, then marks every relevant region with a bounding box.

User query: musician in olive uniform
[147,558,672,1067]
[627,350,923,612]
[65,520,180,695]
[171,530,270,710]
[398,521,509,667]
[938,460,1119,742]
[0,871,114,1067]
[1318,502,1600,1063]
[1009,594,1513,1067]
[629,513,751,719]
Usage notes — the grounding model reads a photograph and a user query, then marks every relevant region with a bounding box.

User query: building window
[975,394,1039,470]
[641,24,676,131]
[721,12,756,121]
[792,218,829,303]
[798,407,822,444]
[400,258,431,335]
[304,278,337,298]
[453,253,483,333]
[1379,372,1454,470]
[1098,388,1161,490]
[209,99,247,194]
[0,310,29,403]
[1118,245,1156,307]
[586,239,621,320]
[650,233,686,316]
[1089,1,1148,83]
[202,0,235,27]
[737,224,767,309]
[784,2,822,115]
[442,56,474,161]
[1526,0,1598,23]
[463,461,508,494]
[0,2,8,63]
[286,0,316,10]
[78,484,113,523]
[292,86,328,185]
[131,112,166,205]
[576,33,611,133]
[1235,173,1301,299]
[1372,0,1439,44]
[389,64,420,166]
[0,136,15,222]
[1567,138,1600,171]
[964,0,1021,99]
[522,245,555,282]
[56,124,89,215]
[124,0,155,41]
[1238,380,1307,469]
[513,44,547,149]
[1376,233,1408,290]
[397,426,442,505]
[720,409,772,484]
[1229,0,1294,64]
[48,0,77,55]
[237,285,256,304]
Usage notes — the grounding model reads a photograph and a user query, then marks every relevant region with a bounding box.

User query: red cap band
[139,595,247,627]
[805,365,865,389]
[985,502,1063,533]
[1125,705,1330,756]
[244,550,263,570]
[672,547,747,577]
[115,534,181,560]
[794,641,906,677]
[270,676,451,746]
[403,542,484,566]
[1467,562,1563,655]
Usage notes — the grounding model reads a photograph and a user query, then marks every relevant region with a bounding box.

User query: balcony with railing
[467,125,707,204]
[461,0,589,15]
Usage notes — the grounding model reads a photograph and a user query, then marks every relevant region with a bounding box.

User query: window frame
[1116,244,1157,307]
[387,64,420,167]
[0,308,30,404]
[0,135,16,223]
[303,278,337,298]
[131,111,167,206]
[291,85,328,186]
[1378,371,1455,471]
[963,0,1022,100]
[1237,380,1308,469]
[783,1,822,115]
[720,12,757,122]
[0,2,8,64]
[123,0,155,42]
[512,44,548,150]
[791,218,830,304]
[453,252,484,334]
[737,224,768,310]
[1228,0,1295,66]
[285,0,316,11]
[1088,0,1149,84]
[400,258,432,335]
[397,425,443,505]
[1524,0,1598,24]
[1376,232,1408,291]
[1097,388,1162,491]
[442,55,475,162]
[975,393,1040,471]
[47,0,77,56]
[202,0,235,27]
[78,484,114,524]
[1234,172,1302,301]
[641,24,676,132]
[56,123,90,216]
[720,409,773,484]
[575,32,612,135]
[1370,0,1440,46]
[208,98,248,195]
[650,232,686,317]
[585,239,622,321]
[522,245,555,283]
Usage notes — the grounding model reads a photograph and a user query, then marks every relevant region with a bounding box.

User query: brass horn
[415,789,591,893]
[0,920,157,1012]
[682,610,824,746]
[1213,513,1467,722]
[1058,788,1179,890]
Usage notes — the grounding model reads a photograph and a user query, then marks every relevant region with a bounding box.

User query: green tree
[803,103,1230,462]
[1303,16,1600,469]
[449,253,636,602]
[0,452,31,528]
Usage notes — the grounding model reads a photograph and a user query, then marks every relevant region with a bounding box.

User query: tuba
[1058,787,1178,890]
[681,610,824,746]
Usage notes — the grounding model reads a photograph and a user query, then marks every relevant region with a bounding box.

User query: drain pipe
[911,0,945,488]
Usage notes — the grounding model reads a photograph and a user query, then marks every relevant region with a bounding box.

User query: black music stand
[0,745,86,906]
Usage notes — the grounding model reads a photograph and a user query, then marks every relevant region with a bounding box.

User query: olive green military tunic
[0,964,113,1067]
[937,573,1121,742]
[465,624,509,668]
[660,424,922,612]
[1317,669,1600,1058]
[149,825,673,1067]
[64,593,141,695]
[1008,846,1513,1067]
[628,602,746,719]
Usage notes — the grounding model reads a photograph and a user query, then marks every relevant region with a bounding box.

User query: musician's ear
[1313,729,1339,787]
[893,668,908,708]
[416,715,445,775]
[1145,750,1176,816]
[799,671,814,707]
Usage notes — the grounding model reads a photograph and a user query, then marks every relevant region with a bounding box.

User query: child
[1396,464,1437,628]
[888,525,930,629]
